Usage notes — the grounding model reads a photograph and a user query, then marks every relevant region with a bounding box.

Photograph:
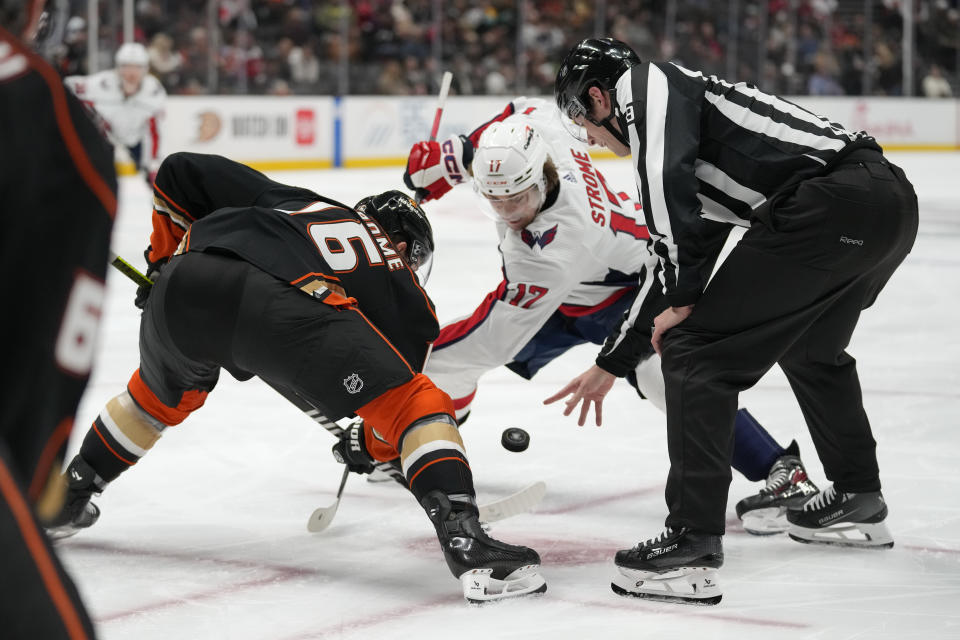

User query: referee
[551,38,918,603]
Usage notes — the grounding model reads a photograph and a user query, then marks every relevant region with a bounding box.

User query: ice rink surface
[58,153,959,639]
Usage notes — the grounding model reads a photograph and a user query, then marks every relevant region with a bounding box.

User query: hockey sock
[399,414,477,515]
[731,408,785,482]
[78,391,165,483]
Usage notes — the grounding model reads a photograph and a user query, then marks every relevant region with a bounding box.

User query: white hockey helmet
[472,120,549,199]
[115,41,148,67]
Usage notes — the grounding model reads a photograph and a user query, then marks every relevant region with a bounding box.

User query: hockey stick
[109,251,153,287]
[306,466,350,533]
[478,481,546,523]
[307,478,547,533]
[413,70,454,205]
[428,70,453,142]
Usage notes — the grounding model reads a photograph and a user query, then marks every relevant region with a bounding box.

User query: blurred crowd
[54,0,959,97]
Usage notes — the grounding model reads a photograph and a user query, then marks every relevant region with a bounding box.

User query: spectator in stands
[147,33,183,89]
[55,0,960,98]
[808,51,845,95]
[922,64,953,97]
[58,16,88,77]
[288,40,321,90]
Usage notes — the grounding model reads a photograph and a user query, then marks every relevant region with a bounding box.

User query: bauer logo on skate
[343,373,363,394]
[645,543,678,559]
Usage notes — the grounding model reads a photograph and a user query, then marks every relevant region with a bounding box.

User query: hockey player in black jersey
[1,1,115,637]
[553,38,917,604]
[48,152,546,603]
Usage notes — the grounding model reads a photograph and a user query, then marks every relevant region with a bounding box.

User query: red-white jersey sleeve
[425,211,591,419]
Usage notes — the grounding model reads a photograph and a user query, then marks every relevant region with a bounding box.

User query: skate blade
[461,565,547,603]
[788,520,894,549]
[741,507,789,536]
[45,526,82,541]
[611,566,721,605]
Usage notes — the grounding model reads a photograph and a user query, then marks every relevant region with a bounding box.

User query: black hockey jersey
[179,201,439,372]
[0,27,116,491]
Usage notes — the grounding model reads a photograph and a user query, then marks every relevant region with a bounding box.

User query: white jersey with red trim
[425,100,657,419]
[64,70,166,170]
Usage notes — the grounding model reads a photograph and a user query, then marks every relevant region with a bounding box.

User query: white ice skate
[460,565,547,603]
[611,566,722,605]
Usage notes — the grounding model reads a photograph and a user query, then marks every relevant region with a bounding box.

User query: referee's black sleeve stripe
[697,180,753,220]
[704,84,853,145]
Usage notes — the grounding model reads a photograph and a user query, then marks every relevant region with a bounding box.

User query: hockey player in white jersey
[64,42,165,185]
[403,98,819,538]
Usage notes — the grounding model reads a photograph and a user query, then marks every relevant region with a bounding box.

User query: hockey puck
[501,428,530,452]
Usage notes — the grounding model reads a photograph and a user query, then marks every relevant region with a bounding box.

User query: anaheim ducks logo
[195,111,221,142]
[343,373,363,394]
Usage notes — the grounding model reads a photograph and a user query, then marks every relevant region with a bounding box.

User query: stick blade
[306,503,339,533]
[479,481,546,523]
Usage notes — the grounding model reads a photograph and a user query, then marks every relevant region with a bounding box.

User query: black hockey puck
[501,428,530,452]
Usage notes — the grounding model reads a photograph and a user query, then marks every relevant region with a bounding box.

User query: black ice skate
[735,441,819,535]
[46,456,103,541]
[422,491,546,603]
[787,484,894,548]
[611,527,723,605]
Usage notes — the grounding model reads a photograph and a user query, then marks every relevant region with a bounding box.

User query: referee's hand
[652,305,695,355]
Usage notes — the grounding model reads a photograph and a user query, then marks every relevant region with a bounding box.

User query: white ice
[58,153,960,639]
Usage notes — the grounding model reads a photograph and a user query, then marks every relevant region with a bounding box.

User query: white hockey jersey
[426,98,659,419]
[64,70,166,170]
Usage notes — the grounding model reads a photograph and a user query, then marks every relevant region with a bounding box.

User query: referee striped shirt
[596,61,880,373]
[618,61,879,307]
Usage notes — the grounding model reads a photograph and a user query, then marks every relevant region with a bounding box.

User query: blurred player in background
[47,152,546,603]
[402,97,818,536]
[1,0,116,636]
[64,41,165,186]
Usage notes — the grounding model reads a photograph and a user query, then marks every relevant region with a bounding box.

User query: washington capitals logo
[520,224,558,250]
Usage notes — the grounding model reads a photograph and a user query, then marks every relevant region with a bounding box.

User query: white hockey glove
[403,134,473,202]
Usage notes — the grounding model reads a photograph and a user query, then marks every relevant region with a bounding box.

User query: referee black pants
[661,149,919,534]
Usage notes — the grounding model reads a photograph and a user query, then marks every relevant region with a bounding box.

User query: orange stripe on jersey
[355,374,455,456]
[364,428,398,462]
[27,417,74,502]
[291,272,342,283]
[91,421,136,466]
[152,183,195,220]
[127,369,208,426]
[148,211,187,263]
[0,457,91,640]
[289,204,338,215]
[347,307,415,374]
[10,33,116,220]
[409,456,471,487]
[403,264,438,324]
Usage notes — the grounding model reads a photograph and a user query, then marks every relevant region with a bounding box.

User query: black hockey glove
[134,246,164,310]
[332,420,377,474]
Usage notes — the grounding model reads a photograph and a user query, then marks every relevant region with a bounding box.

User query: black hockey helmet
[355,190,435,280]
[555,37,640,146]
